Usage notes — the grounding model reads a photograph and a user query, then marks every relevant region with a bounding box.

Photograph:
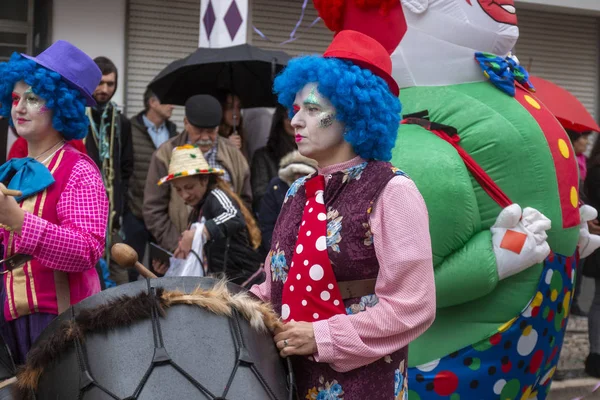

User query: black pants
[122,211,152,282]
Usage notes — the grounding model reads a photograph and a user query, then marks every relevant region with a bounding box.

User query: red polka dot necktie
[281,175,346,322]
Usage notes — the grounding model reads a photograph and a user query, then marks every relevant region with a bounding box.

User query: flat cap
[185,94,222,128]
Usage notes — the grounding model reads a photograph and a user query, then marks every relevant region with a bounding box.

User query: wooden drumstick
[0,188,21,197]
[111,243,158,279]
[0,376,17,389]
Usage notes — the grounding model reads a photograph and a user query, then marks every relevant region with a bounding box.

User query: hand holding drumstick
[0,183,24,233]
[0,187,21,197]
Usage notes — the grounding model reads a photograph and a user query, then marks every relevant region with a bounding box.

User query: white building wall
[51,0,127,108]
[47,0,598,113]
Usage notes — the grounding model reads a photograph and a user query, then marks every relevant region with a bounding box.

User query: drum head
[32,278,291,400]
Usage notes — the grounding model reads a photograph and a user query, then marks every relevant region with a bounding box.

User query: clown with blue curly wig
[0,40,107,364]
[250,5,436,396]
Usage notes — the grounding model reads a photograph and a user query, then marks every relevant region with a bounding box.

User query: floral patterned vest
[268,161,409,400]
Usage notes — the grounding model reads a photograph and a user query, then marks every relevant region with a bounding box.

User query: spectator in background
[0,116,8,164]
[123,88,176,281]
[6,123,17,161]
[85,56,133,285]
[144,94,251,253]
[257,150,317,256]
[567,129,593,317]
[567,129,592,186]
[583,137,600,377]
[242,107,275,162]
[250,105,296,211]
[156,145,262,284]
[217,91,245,153]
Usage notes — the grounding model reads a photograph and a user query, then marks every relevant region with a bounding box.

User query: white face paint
[291,83,346,163]
[11,81,53,140]
[393,0,520,87]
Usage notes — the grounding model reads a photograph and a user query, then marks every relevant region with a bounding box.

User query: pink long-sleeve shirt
[1,152,107,319]
[251,157,436,372]
[8,159,108,272]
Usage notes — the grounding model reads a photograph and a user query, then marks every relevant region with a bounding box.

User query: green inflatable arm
[394,123,499,307]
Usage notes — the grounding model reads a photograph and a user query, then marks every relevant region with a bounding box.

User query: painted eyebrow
[302,99,320,106]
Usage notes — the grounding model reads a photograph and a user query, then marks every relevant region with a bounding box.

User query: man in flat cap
[143,94,252,255]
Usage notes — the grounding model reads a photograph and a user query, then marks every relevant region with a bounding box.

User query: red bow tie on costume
[281,175,346,322]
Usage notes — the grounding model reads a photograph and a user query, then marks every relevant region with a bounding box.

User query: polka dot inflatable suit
[281,175,346,322]
[408,252,577,400]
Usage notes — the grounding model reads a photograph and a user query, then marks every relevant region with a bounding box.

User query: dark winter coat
[250,147,279,212]
[257,150,317,256]
[257,176,289,257]
[128,112,178,219]
[191,187,262,285]
[583,164,600,278]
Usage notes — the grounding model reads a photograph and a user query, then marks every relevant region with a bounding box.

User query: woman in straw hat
[157,145,262,284]
[0,41,106,363]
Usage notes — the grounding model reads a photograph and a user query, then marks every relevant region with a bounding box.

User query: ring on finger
[283,339,289,347]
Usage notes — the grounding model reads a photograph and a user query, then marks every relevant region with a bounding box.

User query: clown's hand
[491,204,551,280]
[578,205,600,259]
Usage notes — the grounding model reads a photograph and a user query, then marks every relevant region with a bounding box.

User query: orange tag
[500,230,528,254]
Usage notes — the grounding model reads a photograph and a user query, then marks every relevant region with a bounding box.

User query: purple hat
[21,40,101,106]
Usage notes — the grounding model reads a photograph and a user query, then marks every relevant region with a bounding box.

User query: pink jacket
[1,144,107,320]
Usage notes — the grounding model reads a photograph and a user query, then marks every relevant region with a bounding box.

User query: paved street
[549,277,600,399]
[549,382,600,400]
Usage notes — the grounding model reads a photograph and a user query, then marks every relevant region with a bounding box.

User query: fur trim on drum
[160,281,282,333]
[14,281,282,396]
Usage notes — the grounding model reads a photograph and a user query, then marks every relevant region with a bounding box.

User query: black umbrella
[148,44,291,108]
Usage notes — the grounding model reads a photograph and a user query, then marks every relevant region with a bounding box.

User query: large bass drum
[0,329,15,400]
[18,278,293,399]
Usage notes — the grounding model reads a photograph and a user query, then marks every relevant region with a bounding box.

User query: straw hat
[158,145,224,185]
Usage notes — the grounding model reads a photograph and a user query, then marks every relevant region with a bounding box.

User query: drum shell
[0,380,15,400]
[0,321,16,400]
[33,277,290,400]
[0,337,15,382]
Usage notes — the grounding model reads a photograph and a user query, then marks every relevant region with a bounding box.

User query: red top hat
[313,0,407,54]
[323,30,400,96]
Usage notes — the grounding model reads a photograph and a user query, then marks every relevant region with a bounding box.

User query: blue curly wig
[0,53,89,140]
[273,55,401,161]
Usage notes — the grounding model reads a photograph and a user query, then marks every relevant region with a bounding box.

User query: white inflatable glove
[491,204,551,280]
[578,205,600,259]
